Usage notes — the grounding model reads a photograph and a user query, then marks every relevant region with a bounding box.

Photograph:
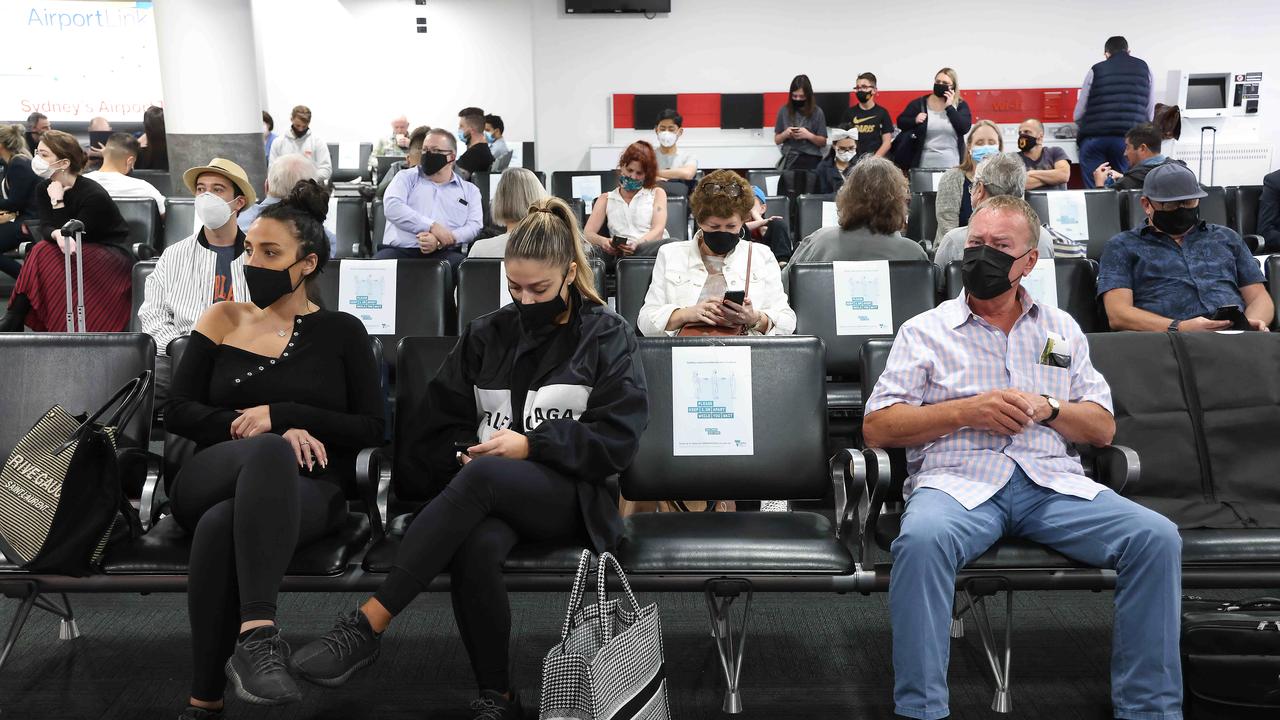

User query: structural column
[153,0,266,197]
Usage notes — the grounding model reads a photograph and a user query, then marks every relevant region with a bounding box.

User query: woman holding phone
[774,74,828,170]
[895,67,973,170]
[583,140,669,263]
[637,169,795,337]
[289,197,649,720]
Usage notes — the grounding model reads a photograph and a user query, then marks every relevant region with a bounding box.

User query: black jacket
[405,289,648,552]
[1112,156,1184,191]
[895,96,973,169]
[1260,168,1280,252]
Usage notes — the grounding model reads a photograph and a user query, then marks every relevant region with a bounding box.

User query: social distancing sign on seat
[1021,259,1059,308]
[338,259,397,334]
[832,260,892,336]
[671,345,754,456]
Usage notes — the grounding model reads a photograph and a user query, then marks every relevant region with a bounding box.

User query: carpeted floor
[5,585,1268,719]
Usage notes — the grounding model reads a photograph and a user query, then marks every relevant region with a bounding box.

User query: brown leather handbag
[676,240,753,337]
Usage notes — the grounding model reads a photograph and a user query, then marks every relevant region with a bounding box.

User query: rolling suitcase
[60,219,87,332]
[1181,596,1280,712]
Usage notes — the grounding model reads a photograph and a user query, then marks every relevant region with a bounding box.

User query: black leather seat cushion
[876,513,1084,569]
[617,511,853,574]
[826,382,862,410]
[362,513,589,574]
[1181,528,1280,565]
[102,513,370,576]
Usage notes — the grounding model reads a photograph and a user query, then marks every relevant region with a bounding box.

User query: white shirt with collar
[637,236,796,337]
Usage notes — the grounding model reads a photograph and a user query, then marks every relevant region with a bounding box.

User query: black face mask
[244,258,306,310]
[790,98,805,110]
[1152,205,1200,236]
[701,228,743,256]
[1016,134,1037,152]
[420,151,450,175]
[961,244,1031,300]
[855,90,873,104]
[515,274,569,330]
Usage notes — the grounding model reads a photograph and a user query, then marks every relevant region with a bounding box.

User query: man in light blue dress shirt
[375,128,482,273]
[864,195,1183,720]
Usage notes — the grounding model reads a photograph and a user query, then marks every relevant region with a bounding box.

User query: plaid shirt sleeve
[865,321,932,414]
[1065,320,1113,413]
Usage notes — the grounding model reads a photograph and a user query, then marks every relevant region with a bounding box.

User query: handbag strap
[54,371,152,455]
[595,551,644,644]
[742,239,753,298]
[557,549,594,649]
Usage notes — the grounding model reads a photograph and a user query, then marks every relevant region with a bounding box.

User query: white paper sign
[571,175,602,215]
[324,197,339,248]
[765,175,780,196]
[338,259,397,334]
[488,177,501,205]
[338,143,358,170]
[509,143,525,169]
[932,172,944,191]
[499,260,515,308]
[1020,259,1059,307]
[832,260,893,336]
[1045,191,1089,242]
[821,201,838,228]
[672,346,754,456]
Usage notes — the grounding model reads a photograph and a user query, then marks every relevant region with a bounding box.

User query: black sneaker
[176,707,223,720]
[469,690,523,720]
[290,609,381,687]
[223,626,302,705]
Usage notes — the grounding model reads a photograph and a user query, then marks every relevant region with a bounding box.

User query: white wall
[251,0,536,167]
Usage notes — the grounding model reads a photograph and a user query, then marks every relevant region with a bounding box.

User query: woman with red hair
[584,140,669,261]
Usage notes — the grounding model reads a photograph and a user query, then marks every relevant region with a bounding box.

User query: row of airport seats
[4,326,1279,713]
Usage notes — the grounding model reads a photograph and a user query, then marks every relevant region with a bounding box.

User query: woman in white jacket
[637,169,795,337]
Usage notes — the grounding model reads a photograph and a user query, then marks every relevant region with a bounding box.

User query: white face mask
[31,155,56,178]
[835,150,857,163]
[656,130,678,148]
[195,192,234,229]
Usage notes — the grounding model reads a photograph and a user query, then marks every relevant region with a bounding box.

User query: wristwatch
[1040,395,1061,425]
[1168,319,1181,332]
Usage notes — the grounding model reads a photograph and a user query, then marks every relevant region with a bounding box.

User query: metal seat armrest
[132,242,156,260]
[857,447,894,567]
[828,448,860,548]
[137,454,164,531]
[1090,444,1140,494]
[1244,234,1264,254]
[356,446,391,540]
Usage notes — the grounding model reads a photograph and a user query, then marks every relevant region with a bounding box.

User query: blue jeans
[890,466,1182,720]
[1079,136,1130,188]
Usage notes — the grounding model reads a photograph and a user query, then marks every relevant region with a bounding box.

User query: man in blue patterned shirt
[1098,162,1273,332]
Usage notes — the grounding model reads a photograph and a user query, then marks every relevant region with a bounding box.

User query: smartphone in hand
[453,439,477,457]
[1209,305,1252,331]
[723,290,746,306]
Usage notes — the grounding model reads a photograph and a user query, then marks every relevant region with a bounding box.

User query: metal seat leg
[32,592,79,640]
[959,578,1014,713]
[0,583,39,672]
[704,578,753,714]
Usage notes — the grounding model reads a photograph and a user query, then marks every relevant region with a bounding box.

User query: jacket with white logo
[405,289,648,551]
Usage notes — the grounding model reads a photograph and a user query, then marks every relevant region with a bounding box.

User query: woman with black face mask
[894,67,973,171]
[638,169,796,337]
[773,74,828,170]
[166,180,385,720]
[290,197,648,720]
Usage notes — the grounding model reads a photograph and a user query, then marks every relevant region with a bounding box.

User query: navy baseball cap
[1142,163,1207,203]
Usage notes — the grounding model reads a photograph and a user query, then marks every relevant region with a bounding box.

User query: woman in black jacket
[291,196,649,720]
[167,181,384,719]
[894,67,973,170]
[0,124,38,279]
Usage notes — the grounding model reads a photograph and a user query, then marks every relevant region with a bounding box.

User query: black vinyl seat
[620,511,851,574]
[371,198,386,249]
[1233,185,1267,251]
[332,196,369,258]
[1027,190,1120,260]
[906,192,938,245]
[795,193,835,242]
[764,195,791,235]
[112,197,162,256]
[615,257,656,331]
[665,195,688,241]
[942,258,1105,333]
[130,170,171,195]
[457,257,605,328]
[163,198,195,249]
[550,170,617,207]
[129,260,157,332]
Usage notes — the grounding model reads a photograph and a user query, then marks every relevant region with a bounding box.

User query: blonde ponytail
[505,196,604,306]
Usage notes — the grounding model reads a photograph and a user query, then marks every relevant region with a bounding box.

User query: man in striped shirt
[864,195,1183,720]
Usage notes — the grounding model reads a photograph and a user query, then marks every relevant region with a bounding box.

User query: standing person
[136,105,169,171]
[24,112,49,154]
[375,128,482,272]
[863,194,1183,720]
[368,115,411,174]
[268,106,332,184]
[454,107,494,179]
[262,112,277,159]
[1075,36,1155,188]
[484,114,511,171]
[166,181,384,719]
[85,133,168,213]
[773,74,828,171]
[139,158,255,405]
[1018,119,1071,191]
[840,72,895,159]
[653,108,698,197]
[1,130,132,332]
[815,128,859,195]
[895,68,973,170]
[583,141,669,262]
[935,120,1003,243]
[0,124,39,279]
[290,197,648,720]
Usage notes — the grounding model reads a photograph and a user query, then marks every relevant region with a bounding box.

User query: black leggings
[170,434,345,701]
[375,456,584,692]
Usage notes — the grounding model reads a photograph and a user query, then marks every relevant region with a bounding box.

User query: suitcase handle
[1230,597,1280,610]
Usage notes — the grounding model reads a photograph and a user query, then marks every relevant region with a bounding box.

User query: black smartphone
[453,439,477,456]
[611,235,629,249]
[1209,305,1251,331]
[723,290,745,305]
[88,130,111,149]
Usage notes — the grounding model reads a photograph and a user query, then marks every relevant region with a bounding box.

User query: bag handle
[595,551,644,644]
[55,371,153,455]
[742,238,753,298]
[557,549,594,650]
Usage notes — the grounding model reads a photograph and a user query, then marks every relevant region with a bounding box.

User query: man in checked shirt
[864,194,1182,720]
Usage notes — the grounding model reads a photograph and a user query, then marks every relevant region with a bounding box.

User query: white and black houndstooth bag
[539,550,669,720]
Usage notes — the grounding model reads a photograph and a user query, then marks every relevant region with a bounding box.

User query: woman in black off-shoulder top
[165,181,383,720]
